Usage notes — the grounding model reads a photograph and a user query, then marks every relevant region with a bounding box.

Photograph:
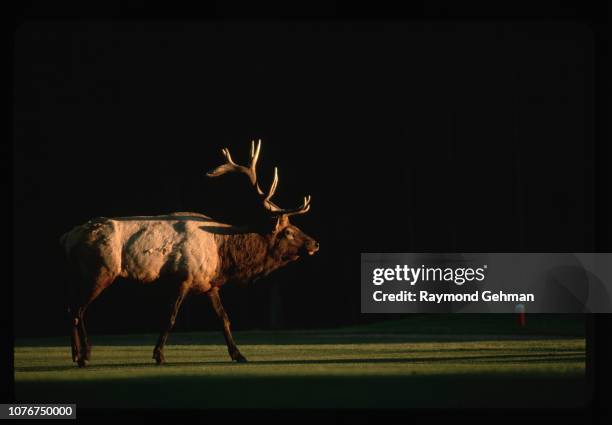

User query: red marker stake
[515,304,526,327]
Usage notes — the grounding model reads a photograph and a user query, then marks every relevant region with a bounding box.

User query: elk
[60,140,319,367]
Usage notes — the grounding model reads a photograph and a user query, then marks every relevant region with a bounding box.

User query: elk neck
[214,232,282,285]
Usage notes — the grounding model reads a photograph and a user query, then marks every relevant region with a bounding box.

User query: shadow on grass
[15,332,586,348]
[15,314,585,347]
[15,373,588,409]
[16,351,585,373]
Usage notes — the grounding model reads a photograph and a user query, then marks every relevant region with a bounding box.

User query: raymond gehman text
[372,290,535,303]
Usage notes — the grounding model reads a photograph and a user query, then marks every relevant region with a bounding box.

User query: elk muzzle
[305,239,320,256]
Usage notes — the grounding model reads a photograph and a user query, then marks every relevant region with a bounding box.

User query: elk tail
[59,231,70,253]
[59,230,80,362]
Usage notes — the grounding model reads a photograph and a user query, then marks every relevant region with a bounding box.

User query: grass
[14,315,587,409]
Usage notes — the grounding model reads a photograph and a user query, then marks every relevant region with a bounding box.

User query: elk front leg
[153,283,189,365]
[208,287,247,362]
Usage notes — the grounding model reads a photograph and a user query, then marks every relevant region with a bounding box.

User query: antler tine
[221,148,237,165]
[250,139,261,171]
[265,167,279,202]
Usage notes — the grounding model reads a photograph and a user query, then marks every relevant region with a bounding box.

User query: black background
[7,1,611,424]
[13,18,603,337]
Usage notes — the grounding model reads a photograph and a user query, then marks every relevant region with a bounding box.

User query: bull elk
[60,140,319,367]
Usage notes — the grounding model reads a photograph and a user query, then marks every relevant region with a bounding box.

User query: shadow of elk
[60,140,319,367]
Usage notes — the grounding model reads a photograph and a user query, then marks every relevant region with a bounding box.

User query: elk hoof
[77,359,87,368]
[233,354,248,363]
[153,351,165,365]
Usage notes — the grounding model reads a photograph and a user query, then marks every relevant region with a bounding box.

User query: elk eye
[284,229,294,239]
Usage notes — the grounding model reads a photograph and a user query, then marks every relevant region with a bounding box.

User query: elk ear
[273,215,290,233]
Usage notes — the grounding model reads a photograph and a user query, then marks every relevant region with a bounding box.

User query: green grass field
[14,316,587,408]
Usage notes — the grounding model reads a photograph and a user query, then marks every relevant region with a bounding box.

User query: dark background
[13,19,600,337]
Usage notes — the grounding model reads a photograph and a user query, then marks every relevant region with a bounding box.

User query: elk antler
[207,139,261,187]
[265,194,311,217]
[206,140,311,217]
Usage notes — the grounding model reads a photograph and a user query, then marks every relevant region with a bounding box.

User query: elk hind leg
[72,280,111,367]
[70,309,81,363]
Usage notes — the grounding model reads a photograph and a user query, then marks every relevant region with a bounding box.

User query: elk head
[206,140,319,262]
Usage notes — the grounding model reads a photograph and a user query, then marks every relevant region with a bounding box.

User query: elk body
[60,141,319,367]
